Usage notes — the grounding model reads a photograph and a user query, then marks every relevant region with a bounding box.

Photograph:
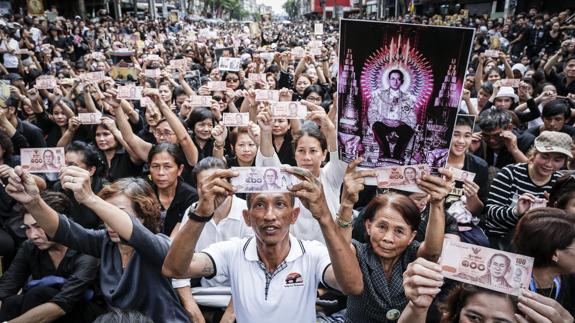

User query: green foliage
[283,0,299,20]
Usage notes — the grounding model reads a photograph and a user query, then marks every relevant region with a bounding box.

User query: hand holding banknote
[516,290,574,323]
[195,169,237,217]
[403,258,444,309]
[59,166,96,205]
[341,158,377,209]
[285,167,329,221]
[5,166,40,205]
[416,168,454,204]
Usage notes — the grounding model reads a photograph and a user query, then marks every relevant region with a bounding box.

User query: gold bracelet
[335,213,353,228]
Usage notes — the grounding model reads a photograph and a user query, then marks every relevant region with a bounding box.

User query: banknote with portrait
[218,57,241,72]
[230,167,299,193]
[190,96,213,107]
[444,165,476,182]
[208,81,227,92]
[117,85,143,100]
[20,147,65,173]
[499,78,521,88]
[440,239,534,296]
[222,113,249,127]
[35,76,57,90]
[78,113,102,125]
[255,89,279,102]
[271,102,307,119]
[376,164,430,191]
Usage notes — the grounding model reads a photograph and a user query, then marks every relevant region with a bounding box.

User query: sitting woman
[513,208,575,317]
[5,168,191,322]
[485,131,571,250]
[148,143,197,237]
[398,257,573,323]
[336,158,453,323]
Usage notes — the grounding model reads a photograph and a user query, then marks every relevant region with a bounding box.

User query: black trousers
[372,121,415,161]
[0,285,105,322]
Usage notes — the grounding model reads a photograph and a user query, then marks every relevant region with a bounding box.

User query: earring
[552,256,559,263]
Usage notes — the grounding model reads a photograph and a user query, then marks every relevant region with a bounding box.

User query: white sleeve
[201,239,239,279]
[305,241,332,286]
[322,151,347,191]
[255,149,282,167]
[172,278,191,288]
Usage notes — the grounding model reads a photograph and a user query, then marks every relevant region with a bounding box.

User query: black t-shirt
[534,274,575,318]
[525,125,575,138]
[157,179,198,236]
[274,131,297,166]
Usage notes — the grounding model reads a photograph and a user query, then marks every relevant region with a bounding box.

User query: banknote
[169,59,188,70]
[376,164,430,189]
[190,96,213,107]
[248,73,267,84]
[145,69,161,78]
[20,147,65,173]
[78,112,102,125]
[223,113,249,127]
[140,96,154,108]
[81,71,106,82]
[291,47,305,59]
[208,81,227,92]
[530,198,547,210]
[218,57,241,72]
[255,89,279,102]
[117,85,143,100]
[440,239,534,296]
[314,23,324,35]
[484,49,500,58]
[444,165,476,182]
[271,102,307,119]
[35,76,57,90]
[230,167,299,193]
[499,78,521,88]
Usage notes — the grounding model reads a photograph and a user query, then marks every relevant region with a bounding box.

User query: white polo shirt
[202,235,332,323]
[180,195,254,287]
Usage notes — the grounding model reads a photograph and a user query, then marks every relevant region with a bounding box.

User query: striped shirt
[485,163,559,238]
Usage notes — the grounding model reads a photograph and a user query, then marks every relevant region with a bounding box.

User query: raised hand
[285,166,329,220]
[516,290,574,323]
[256,102,273,133]
[340,158,377,208]
[416,168,454,204]
[5,166,41,205]
[59,166,96,205]
[195,169,237,216]
[402,258,444,309]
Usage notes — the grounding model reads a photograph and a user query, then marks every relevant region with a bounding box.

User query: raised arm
[56,117,81,148]
[286,167,363,296]
[162,169,237,279]
[113,99,153,162]
[150,90,199,166]
[415,168,452,262]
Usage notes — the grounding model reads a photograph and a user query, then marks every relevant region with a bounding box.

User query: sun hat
[534,131,573,158]
[494,86,519,103]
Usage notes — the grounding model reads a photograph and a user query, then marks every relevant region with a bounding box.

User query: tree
[283,0,299,20]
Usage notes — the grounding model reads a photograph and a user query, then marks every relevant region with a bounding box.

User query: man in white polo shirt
[163,167,362,323]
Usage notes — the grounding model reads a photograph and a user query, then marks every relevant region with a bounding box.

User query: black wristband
[188,210,213,222]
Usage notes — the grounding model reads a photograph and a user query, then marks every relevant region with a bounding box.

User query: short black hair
[478,108,512,131]
[542,99,571,119]
[388,69,404,82]
[246,192,295,209]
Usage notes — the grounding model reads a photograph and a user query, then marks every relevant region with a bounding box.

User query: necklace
[530,275,561,300]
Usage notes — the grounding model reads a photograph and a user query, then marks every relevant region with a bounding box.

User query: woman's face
[305,67,318,84]
[150,151,182,190]
[450,124,473,157]
[295,75,311,95]
[459,292,516,323]
[365,206,416,260]
[144,105,160,127]
[210,68,221,81]
[65,151,90,172]
[104,194,139,243]
[225,73,240,90]
[531,152,566,178]
[159,85,172,103]
[487,71,501,83]
[542,84,557,95]
[193,118,213,141]
[154,121,177,144]
[272,118,290,137]
[295,135,326,177]
[95,126,117,151]
[305,91,322,106]
[556,239,575,272]
[52,106,68,127]
[266,75,276,89]
[234,133,257,165]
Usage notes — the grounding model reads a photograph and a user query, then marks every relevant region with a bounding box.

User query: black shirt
[525,125,575,138]
[105,146,143,182]
[157,179,198,236]
[0,240,99,314]
[274,131,297,166]
[16,118,46,148]
[474,129,534,169]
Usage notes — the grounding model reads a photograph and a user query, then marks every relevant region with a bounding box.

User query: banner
[337,20,474,169]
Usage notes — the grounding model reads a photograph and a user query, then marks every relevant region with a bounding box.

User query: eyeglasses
[155,130,175,137]
[226,78,239,82]
[213,96,223,102]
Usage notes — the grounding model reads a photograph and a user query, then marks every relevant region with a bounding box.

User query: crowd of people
[0,5,573,323]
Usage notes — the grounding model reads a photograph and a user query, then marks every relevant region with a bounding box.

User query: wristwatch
[187,203,213,223]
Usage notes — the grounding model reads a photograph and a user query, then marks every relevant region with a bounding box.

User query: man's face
[543,114,566,132]
[24,214,55,250]
[489,255,509,278]
[243,193,298,247]
[388,72,403,91]
[464,76,474,90]
[481,127,506,150]
[564,59,575,79]
[264,170,277,185]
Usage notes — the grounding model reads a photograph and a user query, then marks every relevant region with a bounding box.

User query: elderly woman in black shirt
[5,167,191,323]
[337,159,453,323]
